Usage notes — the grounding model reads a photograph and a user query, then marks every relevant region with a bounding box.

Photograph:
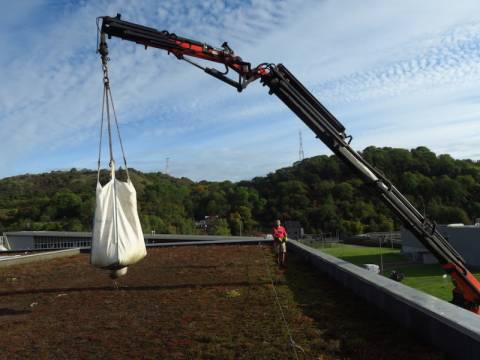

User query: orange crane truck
[98,14,480,313]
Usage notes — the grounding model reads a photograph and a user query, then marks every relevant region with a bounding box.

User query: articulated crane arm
[99,14,480,313]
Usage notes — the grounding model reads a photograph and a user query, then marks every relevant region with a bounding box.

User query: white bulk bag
[92,62,147,276]
[91,166,146,270]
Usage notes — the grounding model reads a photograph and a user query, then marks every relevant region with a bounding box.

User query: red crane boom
[99,14,480,313]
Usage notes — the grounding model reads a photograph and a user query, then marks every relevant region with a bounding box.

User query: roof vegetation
[0,245,444,359]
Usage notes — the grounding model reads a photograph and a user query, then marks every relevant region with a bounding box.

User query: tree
[434,154,458,176]
[207,218,231,236]
[434,206,470,224]
[332,182,354,201]
[436,175,466,203]
[411,146,437,174]
[52,190,82,219]
[1,146,479,237]
[377,214,394,232]
[341,219,364,235]
[228,212,242,235]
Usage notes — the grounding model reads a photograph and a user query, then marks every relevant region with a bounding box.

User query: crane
[98,14,480,313]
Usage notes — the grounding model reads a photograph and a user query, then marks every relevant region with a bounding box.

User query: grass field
[313,243,478,302]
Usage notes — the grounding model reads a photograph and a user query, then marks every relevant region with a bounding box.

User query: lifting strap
[97,59,129,183]
[92,50,146,273]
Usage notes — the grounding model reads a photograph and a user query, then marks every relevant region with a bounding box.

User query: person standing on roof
[272,219,287,267]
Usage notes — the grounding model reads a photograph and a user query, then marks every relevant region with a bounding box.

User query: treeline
[0,146,479,236]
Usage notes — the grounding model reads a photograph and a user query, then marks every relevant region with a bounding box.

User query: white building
[3,231,92,251]
[2,231,263,251]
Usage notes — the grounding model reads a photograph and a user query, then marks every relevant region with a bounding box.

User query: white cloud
[1,0,480,181]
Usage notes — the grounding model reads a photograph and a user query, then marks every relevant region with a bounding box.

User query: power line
[298,130,305,161]
[165,157,170,175]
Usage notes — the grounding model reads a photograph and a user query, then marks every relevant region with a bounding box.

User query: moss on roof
[0,245,444,359]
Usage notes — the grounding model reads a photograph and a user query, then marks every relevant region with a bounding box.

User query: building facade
[401,224,480,267]
[284,221,304,240]
[2,231,263,251]
[4,231,92,251]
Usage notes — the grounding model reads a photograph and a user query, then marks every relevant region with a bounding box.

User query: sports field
[317,243,480,301]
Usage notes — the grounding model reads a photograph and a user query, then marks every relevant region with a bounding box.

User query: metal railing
[348,231,401,248]
[300,232,341,248]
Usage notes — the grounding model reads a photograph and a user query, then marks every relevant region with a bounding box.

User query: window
[34,236,92,249]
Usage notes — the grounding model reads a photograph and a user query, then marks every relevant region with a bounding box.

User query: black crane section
[99,14,480,313]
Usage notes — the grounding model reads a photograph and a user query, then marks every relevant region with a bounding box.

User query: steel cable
[257,243,306,360]
[97,85,107,183]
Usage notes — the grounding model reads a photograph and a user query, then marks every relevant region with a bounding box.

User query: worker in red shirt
[272,219,288,266]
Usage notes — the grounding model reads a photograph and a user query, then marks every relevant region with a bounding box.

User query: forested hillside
[1,146,479,236]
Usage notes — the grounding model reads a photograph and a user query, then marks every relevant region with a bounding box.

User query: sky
[1,0,480,181]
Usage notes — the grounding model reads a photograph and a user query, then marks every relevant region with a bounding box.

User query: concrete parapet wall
[288,240,480,360]
[0,248,80,268]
